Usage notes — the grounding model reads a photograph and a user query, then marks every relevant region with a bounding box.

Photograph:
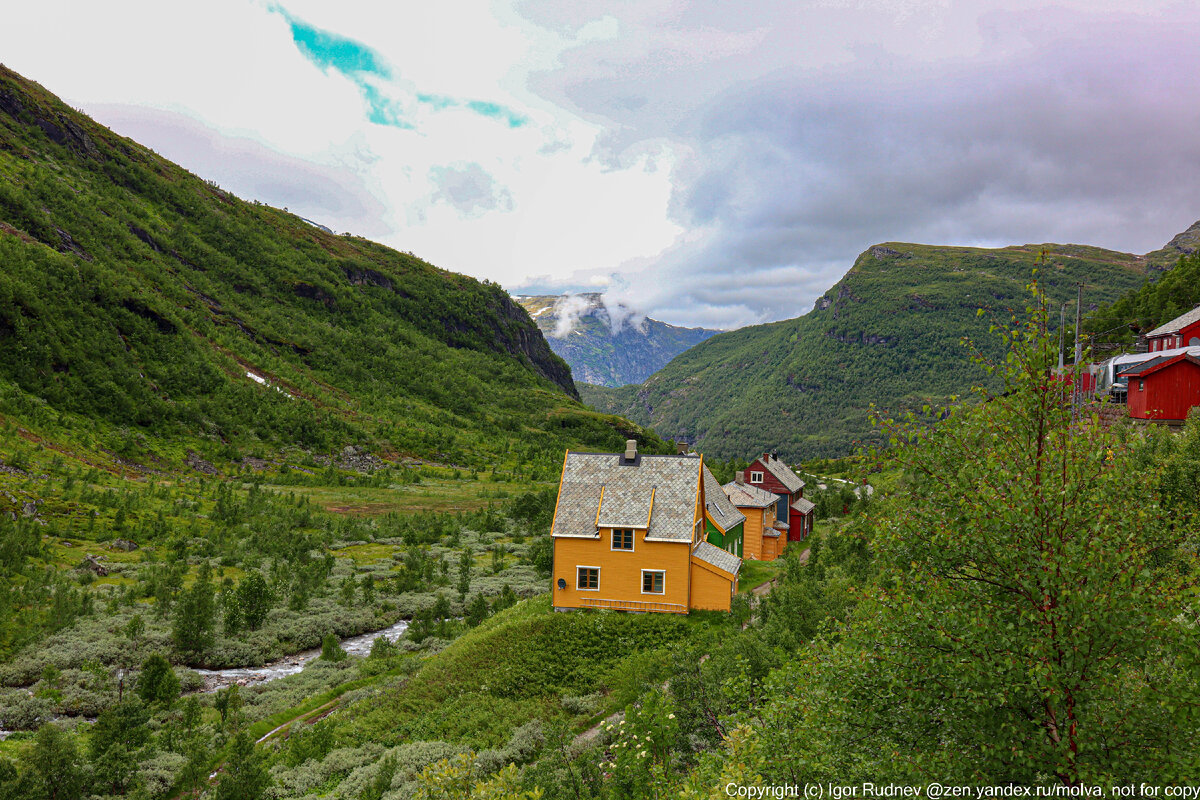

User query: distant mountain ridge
[580,238,1170,460]
[515,293,720,387]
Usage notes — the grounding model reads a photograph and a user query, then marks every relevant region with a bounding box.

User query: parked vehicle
[1094,346,1200,401]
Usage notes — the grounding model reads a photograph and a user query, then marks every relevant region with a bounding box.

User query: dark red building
[1125,354,1200,421]
[1145,306,1200,353]
[743,452,814,541]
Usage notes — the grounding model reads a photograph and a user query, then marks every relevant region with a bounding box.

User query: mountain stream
[192,618,409,693]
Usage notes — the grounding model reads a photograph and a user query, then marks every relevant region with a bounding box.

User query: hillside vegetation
[0,64,676,798]
[1086,246,1200,345]
[0,66,664,470]
[583,241,1153,459]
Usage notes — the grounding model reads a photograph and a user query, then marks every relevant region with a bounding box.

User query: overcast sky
[5,1,1200,329]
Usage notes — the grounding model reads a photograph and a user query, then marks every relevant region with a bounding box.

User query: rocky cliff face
[1143,219,1200,270]
[489,292,579,398]
[515,294,720,387]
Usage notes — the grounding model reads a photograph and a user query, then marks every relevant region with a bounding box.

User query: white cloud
[3,0,1199,331]
[0,0,683,295]
[551,294,593,338]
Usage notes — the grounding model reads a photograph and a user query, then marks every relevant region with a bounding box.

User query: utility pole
[1074,283,1083,366]
[1058,303,1066,370]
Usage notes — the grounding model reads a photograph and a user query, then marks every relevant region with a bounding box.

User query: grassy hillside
[0,66,666,470]
[515,294,719,387]
[582,241,1150,459]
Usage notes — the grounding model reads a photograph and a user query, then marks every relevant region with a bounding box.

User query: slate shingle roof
[722,480,778,508]
[552,453,701,542]
[759,454,805,493]
[1146,305,1200,338]
[792,498,816,514]
[692,540,742,576]
[702,466,745,533]
[598,484,655,529]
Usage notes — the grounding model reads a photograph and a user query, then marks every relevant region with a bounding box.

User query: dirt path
[573,710,623,747]
[255,697,341,744]
[748,547,810,598]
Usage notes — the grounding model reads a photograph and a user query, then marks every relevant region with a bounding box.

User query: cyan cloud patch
[466,100,529,128]
[416,92,458,111]
[359,83,412,129]
[275,6,529,130]
[285,14,392,79]
[275,6,408,127]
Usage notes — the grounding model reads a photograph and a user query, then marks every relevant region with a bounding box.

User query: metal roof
[692,540,741,576]
[1118,355,1173,376]
[757,454,805,493]
[1145,305,1200,338]
[1122,353,1200,379]
[552,453,701,542]
[722,480,778,508]
[702,466,745,533]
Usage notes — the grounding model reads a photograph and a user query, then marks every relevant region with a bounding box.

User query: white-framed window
[1139,380,1144,392]
[750,471,764,483]
[641,570,665,595]
[611,528,635,551]
[577,566,600,591]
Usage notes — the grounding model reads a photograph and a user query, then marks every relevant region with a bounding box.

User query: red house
[1125,354,1200,421]
[1145,306,1200,353]
[743,452,814,542]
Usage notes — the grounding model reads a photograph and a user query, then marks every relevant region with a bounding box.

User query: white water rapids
[192,618,409,693]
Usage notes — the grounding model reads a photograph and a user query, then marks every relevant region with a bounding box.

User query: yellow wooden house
[550,441,742,614]
[722,477,785,561]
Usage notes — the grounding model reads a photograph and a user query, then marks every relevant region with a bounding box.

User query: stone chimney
[735,471,745,485]
[762,451,771,462]
[624,439,638,461]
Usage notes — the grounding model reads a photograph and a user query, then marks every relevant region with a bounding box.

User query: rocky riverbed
[192,619,409,693]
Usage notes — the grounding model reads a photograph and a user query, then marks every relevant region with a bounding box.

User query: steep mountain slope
[515,294,720,387]
[1141,219,1200,271]
[582,241,1152,459]
[1086,241,1200,345]
[0,66,663,467]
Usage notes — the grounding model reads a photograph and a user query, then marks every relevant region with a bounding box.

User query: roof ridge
[1145,304,1200,337]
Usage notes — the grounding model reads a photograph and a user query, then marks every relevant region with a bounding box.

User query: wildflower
[667,713,675,719]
